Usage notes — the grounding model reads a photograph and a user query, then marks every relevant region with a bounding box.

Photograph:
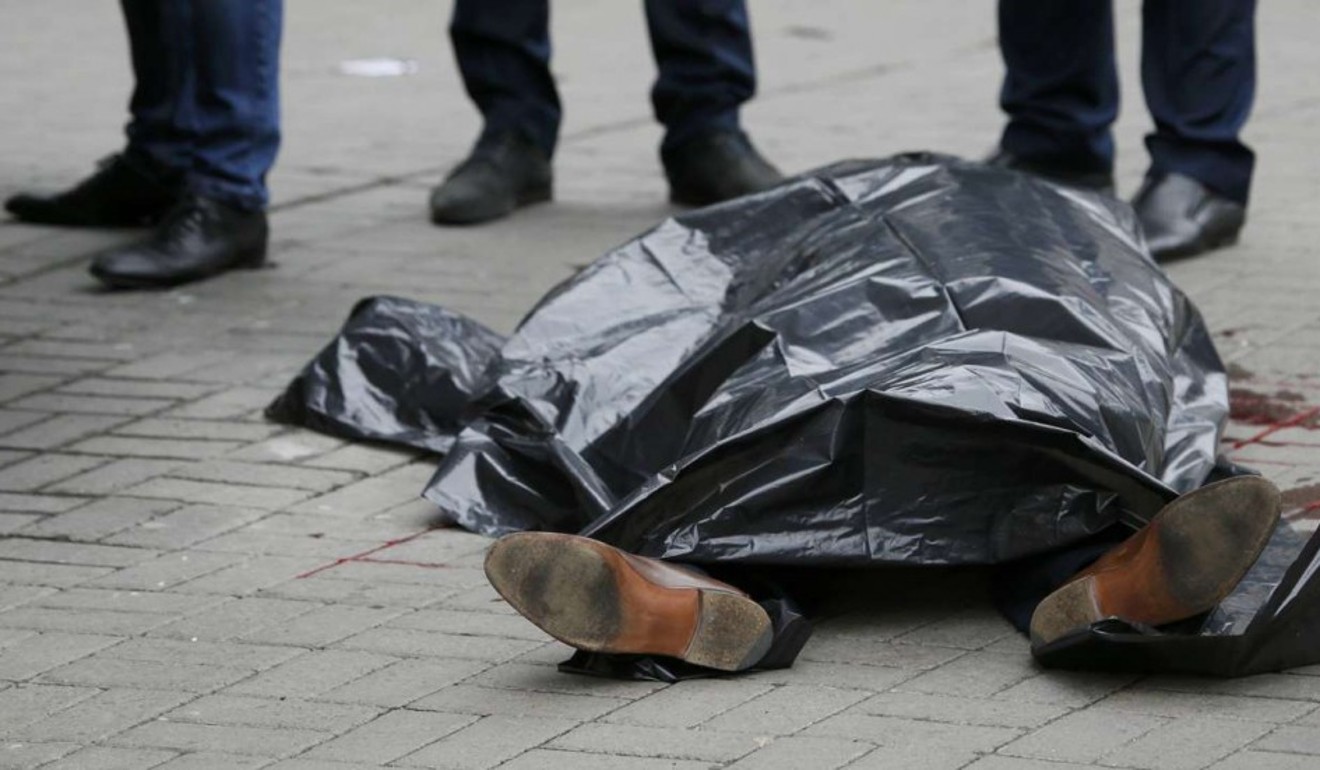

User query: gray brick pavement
[2,0,1319,768]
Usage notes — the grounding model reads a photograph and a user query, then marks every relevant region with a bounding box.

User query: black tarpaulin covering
[270,154,1320,677]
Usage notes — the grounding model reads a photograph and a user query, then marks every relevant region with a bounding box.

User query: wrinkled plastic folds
[271,154,1320,676]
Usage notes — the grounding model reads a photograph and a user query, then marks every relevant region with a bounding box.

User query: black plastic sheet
[271,154,1320,677]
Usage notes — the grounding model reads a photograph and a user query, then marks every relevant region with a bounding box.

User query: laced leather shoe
[429,132,552,226]
[663,130,784,207]
[1030,476,1280,648]
[5,153,181,227]
[89,195,268,289]
[485,532,774,671]
[1132,173,1246,261]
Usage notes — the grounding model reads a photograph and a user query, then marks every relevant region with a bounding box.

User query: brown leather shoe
[1030,476,1281,647]
[484,532,773,671]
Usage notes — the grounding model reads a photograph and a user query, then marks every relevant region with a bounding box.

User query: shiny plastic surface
[272,154,1320,676]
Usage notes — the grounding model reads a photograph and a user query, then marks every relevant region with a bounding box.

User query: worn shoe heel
[1030,476,1280,647]
[484,532,772,672]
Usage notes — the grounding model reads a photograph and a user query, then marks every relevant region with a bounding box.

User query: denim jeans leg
[121,0,196,174]
[187,0,284,211]
[646,0,756,153]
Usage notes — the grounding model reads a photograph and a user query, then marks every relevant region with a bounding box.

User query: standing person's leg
[647,0,782,206]
[4,0,191,227]
[90,0,283,289]
[1131,0,1256,259]
[992,0,1118,190]
[430,0,556,226]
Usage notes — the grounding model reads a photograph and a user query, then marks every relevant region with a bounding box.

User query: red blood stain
[1230,387,1316,427]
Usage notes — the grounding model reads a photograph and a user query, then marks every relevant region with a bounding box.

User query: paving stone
[225,650,398,698]
[1091,688,1317,723]
[119,478,311,511]
[0,453,106,492]
[0,607,176,636]
[468,663,664,700]
[392,714,577,769]
[90,551,243,591]
[44,460,186,496]
[228,433,348,464]
[0,741,79,769]
[13,688,194,743]
[725,736,872,769]
[172,556,326,596]
[108,721,329,759]
[962,757,1094,770]
[302,443,416,474]
[239,604,402,647]
[550,722,767,763]
[37,656,254,694]
[148,597,321,641]
[1252,724,1320,755]
[0,493,87,514]
[0,587,55,612]
[741,660,914,692]
[895,651,1037,698]
[102,638,301,672]
[853,691,1068,728]
[0,373,63,404]
[162,388,279,420]
[69,437,245,461]
[1148,673,1320,702]
[7,394,174,417]
[165,461,357,493]
[994,670,1138,707]
[39,746,179,770]
[0,539,157,568]
[603,679,774,728]
[0,355,108,376]
[260,576,455,608]
[102,352,237,381]
[0,684,100,730]
[55,378,218,400]
[0,513,39,533]
[0,409,49,437]
[998,709,1165,764]
[412,684,630,721]
[335,628,542,662]
[302,709,476,764]
[146,753,271,770]
[20,497,179,541]
[0,560,114,588]
[31,589,222,616]
[0,414,129,450]
[1208,750,1320,769]
[704,685,870,735]
[5,340,140,361]
[113,419,280,443]
[166,694,381,734]
[805,713,1020,756]
[494,749,712,770]
[105,504,268,549]
[317,657,489,707]
[0,632,120,681]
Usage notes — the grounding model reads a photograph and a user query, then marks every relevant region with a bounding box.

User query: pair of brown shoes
[484,476,1280,670]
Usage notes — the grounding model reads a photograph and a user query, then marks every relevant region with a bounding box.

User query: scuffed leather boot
[1030,476,1280,648]
[485,532,773,671]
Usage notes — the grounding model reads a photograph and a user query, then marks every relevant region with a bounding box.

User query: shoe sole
[91,244,268,290]
[430,185,552,226]
[484,533,773,671]
[1030,476,1280,646]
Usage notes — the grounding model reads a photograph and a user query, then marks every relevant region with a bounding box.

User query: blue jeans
[997,0,1256,203]
[122,0,283,211]
[450,0,757,156]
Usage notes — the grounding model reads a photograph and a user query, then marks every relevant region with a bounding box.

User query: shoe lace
[151,196,210,250]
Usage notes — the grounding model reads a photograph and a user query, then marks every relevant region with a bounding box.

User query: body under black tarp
[271,154,1320,678]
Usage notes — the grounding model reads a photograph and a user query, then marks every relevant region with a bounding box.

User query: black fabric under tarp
[270,153,1320,677]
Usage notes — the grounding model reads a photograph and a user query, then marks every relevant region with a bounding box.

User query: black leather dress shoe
[5,153,181,227]
[663,130,784,207]
[1132,173,1245,261]
[986,149,1115,194]
[89,195,268,289]
[430,133,552,226]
